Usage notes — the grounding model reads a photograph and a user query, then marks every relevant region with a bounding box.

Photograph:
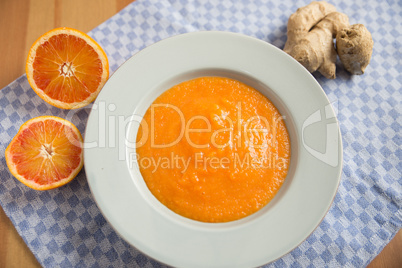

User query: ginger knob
[336,24,374,75]
[284,2,374,78]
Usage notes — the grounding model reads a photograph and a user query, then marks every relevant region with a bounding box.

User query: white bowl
[84,31,343,267]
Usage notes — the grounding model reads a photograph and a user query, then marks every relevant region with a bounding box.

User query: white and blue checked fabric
[0,0,401,267]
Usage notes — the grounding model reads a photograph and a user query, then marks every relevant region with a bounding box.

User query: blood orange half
[26,27,109,109]
[5,116,84,190]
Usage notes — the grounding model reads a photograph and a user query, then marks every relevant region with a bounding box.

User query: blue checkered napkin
[0,0,401,267]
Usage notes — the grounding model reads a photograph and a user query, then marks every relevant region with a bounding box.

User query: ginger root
[336,24,374,75]
[284,1,373,78]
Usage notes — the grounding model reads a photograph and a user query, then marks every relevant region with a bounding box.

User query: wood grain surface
[0,0,400,267]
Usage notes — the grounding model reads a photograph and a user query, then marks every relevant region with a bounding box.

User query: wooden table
[0,0,400,267]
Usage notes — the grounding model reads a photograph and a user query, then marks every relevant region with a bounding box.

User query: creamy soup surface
[136,77,290,222]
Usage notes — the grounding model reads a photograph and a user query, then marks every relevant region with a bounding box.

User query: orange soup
[136,77,290,222]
